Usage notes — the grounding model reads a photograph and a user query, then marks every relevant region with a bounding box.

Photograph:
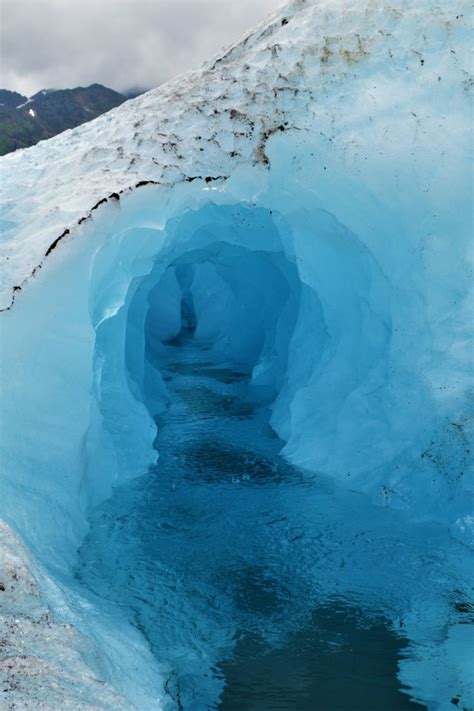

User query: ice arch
[80,195,396,514]
[1,181,397,565]
[4,169,465,566]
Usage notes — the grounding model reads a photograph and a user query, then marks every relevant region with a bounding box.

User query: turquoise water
[76,331,428,710]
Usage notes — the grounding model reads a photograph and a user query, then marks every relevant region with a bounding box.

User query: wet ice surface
[75,333,467,709]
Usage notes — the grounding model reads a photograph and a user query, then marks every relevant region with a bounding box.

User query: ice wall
[0,0,472,708]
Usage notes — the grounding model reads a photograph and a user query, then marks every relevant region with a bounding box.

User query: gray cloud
[1,0,283,97]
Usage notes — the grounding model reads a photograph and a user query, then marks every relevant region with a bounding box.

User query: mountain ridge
[0,83,145,155]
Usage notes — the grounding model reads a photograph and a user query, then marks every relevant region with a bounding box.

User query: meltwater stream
[76,328,430,710]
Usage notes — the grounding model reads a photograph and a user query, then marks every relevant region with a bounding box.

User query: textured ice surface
[0,521,131,710]
[0,0,473,708]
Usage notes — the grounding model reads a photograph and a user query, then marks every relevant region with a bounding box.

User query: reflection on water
[182,439,304,485]
[168,361,247,384]
[219,603,425,711]
[76,333,430,710]
[176,385,255,420]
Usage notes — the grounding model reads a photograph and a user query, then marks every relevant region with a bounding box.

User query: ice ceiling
[0,0,472,709]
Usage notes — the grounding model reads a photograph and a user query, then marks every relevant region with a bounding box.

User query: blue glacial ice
[0,0,473,709]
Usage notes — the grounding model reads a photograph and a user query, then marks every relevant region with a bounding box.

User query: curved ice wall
[0,0,472,708]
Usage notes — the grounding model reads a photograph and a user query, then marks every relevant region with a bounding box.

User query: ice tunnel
[88,196,394,498]
[1,188,398,547]
[2,173,473,709]
[0,0,472,709]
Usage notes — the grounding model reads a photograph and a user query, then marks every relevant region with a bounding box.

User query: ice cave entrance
[74,203,425,709]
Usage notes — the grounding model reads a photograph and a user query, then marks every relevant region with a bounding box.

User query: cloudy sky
[1,0,283,97]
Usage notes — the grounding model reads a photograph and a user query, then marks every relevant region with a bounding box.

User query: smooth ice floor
[74,331,464,710]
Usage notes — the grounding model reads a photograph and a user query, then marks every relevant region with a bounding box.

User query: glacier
[0,0,473,709]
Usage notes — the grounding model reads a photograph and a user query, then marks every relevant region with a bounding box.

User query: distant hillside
[0,84,142,155]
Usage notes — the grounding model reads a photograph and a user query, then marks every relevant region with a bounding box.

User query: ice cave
[0,0,472,709]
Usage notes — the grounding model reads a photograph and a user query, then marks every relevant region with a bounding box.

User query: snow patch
[15,97,33,109]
